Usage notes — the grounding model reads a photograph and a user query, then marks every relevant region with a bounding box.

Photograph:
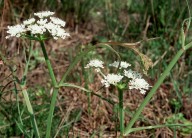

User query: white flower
[27,24,46,34]
[50,17,66,27]
[6,11,69,40]
[124,69,142,79]
[37,19,47,25]
[101,74,123,87]
[53,26,69,39]
[6,24,26,39]
[34,11,54,18]
[129,78,150,94]
[23,18,35,25]
[45,22,69,39]
[85,59,104,69]
[109,61,131,69]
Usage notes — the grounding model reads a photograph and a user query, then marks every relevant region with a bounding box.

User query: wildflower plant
[85,20,192,135]
[5,11,74,138]
[85,59,151,136]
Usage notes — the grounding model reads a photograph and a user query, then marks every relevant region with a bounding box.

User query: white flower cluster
[124,69,142,79]
[85,59,104,70]
[109,61,131,69]
[101,74,123,87]
[124,69,150,94]
[129,78,150,94]
[34,11,54,18]
[85,59,151,94]
[6,11,69,40]
[6,24,26,38]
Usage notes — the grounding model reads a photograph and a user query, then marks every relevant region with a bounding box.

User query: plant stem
[46,88,59,138]
[82,59,91,115]
[21,86,40,138]
[39,40,58,138]
[39,41,57,86]
[118,88,124,137]
[124,41,192,136]
[20,42,40,137]
[126,123,192,133]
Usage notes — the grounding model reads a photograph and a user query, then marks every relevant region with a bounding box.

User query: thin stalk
[127,124,192,133]
[14,81,23,126]
[82,59,91,114]
[22,43,33,84]
[39,40,59,138]
[21,86,40,138]
[87,86,91,114]
[118,88,124,137]
[124,41,192,136]
[39,40,57,86]
[46,88,59,138]
[20,42,40,138]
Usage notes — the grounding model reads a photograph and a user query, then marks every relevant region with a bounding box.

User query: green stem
[14,82,23,125]
[39,41,58,138]
[124,41,192,136]
[22,43,33,85]
[21,86,40,138]
[20,42,40,137]
[39,41,57,86]
[46,88,59,138]
[127,124,192,133]
[82,59,91,115]
[118,88,124,137]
